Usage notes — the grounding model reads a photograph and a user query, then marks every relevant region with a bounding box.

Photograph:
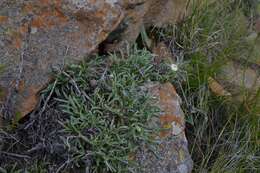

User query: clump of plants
[48,49,172,172]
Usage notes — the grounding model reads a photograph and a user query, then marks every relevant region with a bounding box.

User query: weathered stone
[217,61,260,101]
[0,0,124,119]
[0,0,189,121]
[135,82,193,173]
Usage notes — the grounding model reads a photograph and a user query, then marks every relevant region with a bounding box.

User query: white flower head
[170,64,178,71]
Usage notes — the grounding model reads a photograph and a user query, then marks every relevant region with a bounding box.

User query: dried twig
[0,151,31,159]
[15,46,25,91]
[39,79,58,115]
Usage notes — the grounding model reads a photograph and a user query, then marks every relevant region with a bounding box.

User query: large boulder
[135,82,193,173]
[0,0,189,121]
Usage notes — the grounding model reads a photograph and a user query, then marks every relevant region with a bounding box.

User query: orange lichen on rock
[19,85,42,118]
[13,36,22,49]
[31,16,45,28]
[22,1,68,32]
[31,7,68,30]
[9,24,29,49]
[159,82,178,114]
[159,82,177,100]
[160,114,182,126]
[159,115,183,138]
[160,130,172,138]
[157,83,185,138]
[54,8,68,23]
[0,16,8,23]
[22,3,34,14]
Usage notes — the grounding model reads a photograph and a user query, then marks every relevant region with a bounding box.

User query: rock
[217,61,260,101]
[0,0,124,120]
[135,82,193,173]
[0,0,189,122]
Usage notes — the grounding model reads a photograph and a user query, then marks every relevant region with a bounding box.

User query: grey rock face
[0,0,124,118]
